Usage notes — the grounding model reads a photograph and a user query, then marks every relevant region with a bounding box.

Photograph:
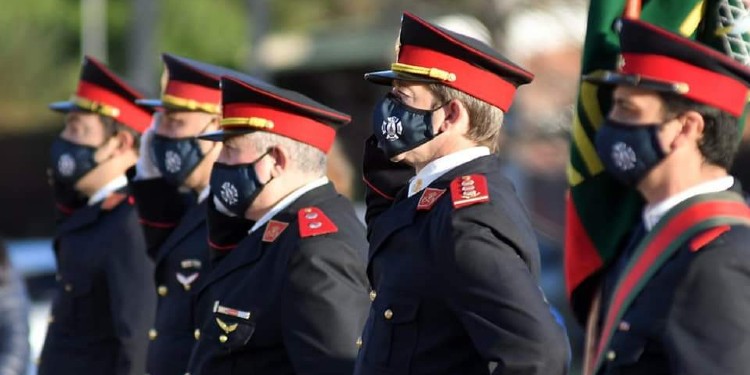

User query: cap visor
[583,71,684,94]
[364,70,441,85]
[135,98,164,108]
[48,101,76,113]
[198,128,256,142]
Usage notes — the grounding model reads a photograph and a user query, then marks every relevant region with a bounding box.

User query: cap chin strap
[71,96,121,118]
[161,94,221,114]
[391,62,457,82]
[220,117,275,130]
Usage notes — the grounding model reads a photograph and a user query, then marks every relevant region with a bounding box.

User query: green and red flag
[564,0,750,320]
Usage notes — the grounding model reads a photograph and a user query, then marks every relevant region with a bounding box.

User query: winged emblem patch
[215,317,238,334]
[176,272,199,291]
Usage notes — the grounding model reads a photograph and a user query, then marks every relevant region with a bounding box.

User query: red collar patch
[417,188,446,211]
[298,207,338,238]
[101,193,128,211]
[450,174,490,209]
[262,220,289,243]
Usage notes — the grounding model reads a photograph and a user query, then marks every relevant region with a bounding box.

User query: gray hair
[428,84,505,152]
[246,132,327,175]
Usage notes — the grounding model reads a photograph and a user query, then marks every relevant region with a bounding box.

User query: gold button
[618,321,631,332]
[219,335,228,343]
[194,329,201,340]
[48,315,54,324]
[356,336,363,348]
[158,285,168,297]
[64,284,73,292]
[606,350,616,361]
[369,290,377,301]
[149,328,158,340]
[384,309,393,320]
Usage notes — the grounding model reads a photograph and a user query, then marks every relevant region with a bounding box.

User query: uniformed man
[185,74,370,374]
[579,19,750,375]
[129,54,252,375]
[39,56,156,375]
[355,12,570,375]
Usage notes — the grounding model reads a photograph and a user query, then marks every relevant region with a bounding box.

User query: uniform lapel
[367,196,418,263]
[55,202,103,236]
[198,228,266,294]
[155,200,208,264]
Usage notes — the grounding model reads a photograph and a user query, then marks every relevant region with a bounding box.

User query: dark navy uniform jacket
[596,188,750,375]
[355,154,569,375]
[38,190,156,375]
[186,182,371,374]
[129,176,210,375]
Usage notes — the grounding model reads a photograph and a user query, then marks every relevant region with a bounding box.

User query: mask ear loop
[431,99,452,138]
[257,148,277,186]
[653,115,682,157]
[95,125,124,165]
[197,117,221,158]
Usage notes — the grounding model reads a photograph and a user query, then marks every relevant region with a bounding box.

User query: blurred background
[0,0,589,373]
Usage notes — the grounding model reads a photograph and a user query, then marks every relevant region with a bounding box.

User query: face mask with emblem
[150,133,205,186]
[594,119,669,187]
[209,151,270,218]
[372,93,446,158]
[49,137,104,211]
[50,137,100,186]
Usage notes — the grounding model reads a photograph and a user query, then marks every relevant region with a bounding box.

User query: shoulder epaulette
[450,174,490,209]
[298,206,338,238]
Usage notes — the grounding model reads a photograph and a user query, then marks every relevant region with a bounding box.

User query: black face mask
[209,152,270,218]
[50,137,99,186]
[49,137,107,213]
[594,119,669,187]
[151,134,205,186]
[372,93,446,158]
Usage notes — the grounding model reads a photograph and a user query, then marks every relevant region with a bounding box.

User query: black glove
[361,135,414,226]
[206,196,255,265]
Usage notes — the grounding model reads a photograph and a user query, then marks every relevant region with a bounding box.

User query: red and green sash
[592,191,750,371]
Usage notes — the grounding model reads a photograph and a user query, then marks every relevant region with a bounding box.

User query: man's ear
[440,99,469,133]
[113,129,136,154]
[208,114,221,131]
[673,110,705,148]
[268,145,289,177]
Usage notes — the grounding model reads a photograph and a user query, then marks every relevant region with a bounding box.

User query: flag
[564,0,750,320]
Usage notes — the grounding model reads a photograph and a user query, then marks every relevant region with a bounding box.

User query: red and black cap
[49,55,153,133]
[199,75,351,153]
[136,53,242,114]
[365,12,534,112]
[585,18,750,117]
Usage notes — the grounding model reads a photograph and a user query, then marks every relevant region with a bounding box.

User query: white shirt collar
[642,176,734,231]
[88,175,128,206]
[197,185,211,204]
[249,177,329,233]
[407,147,491,197]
